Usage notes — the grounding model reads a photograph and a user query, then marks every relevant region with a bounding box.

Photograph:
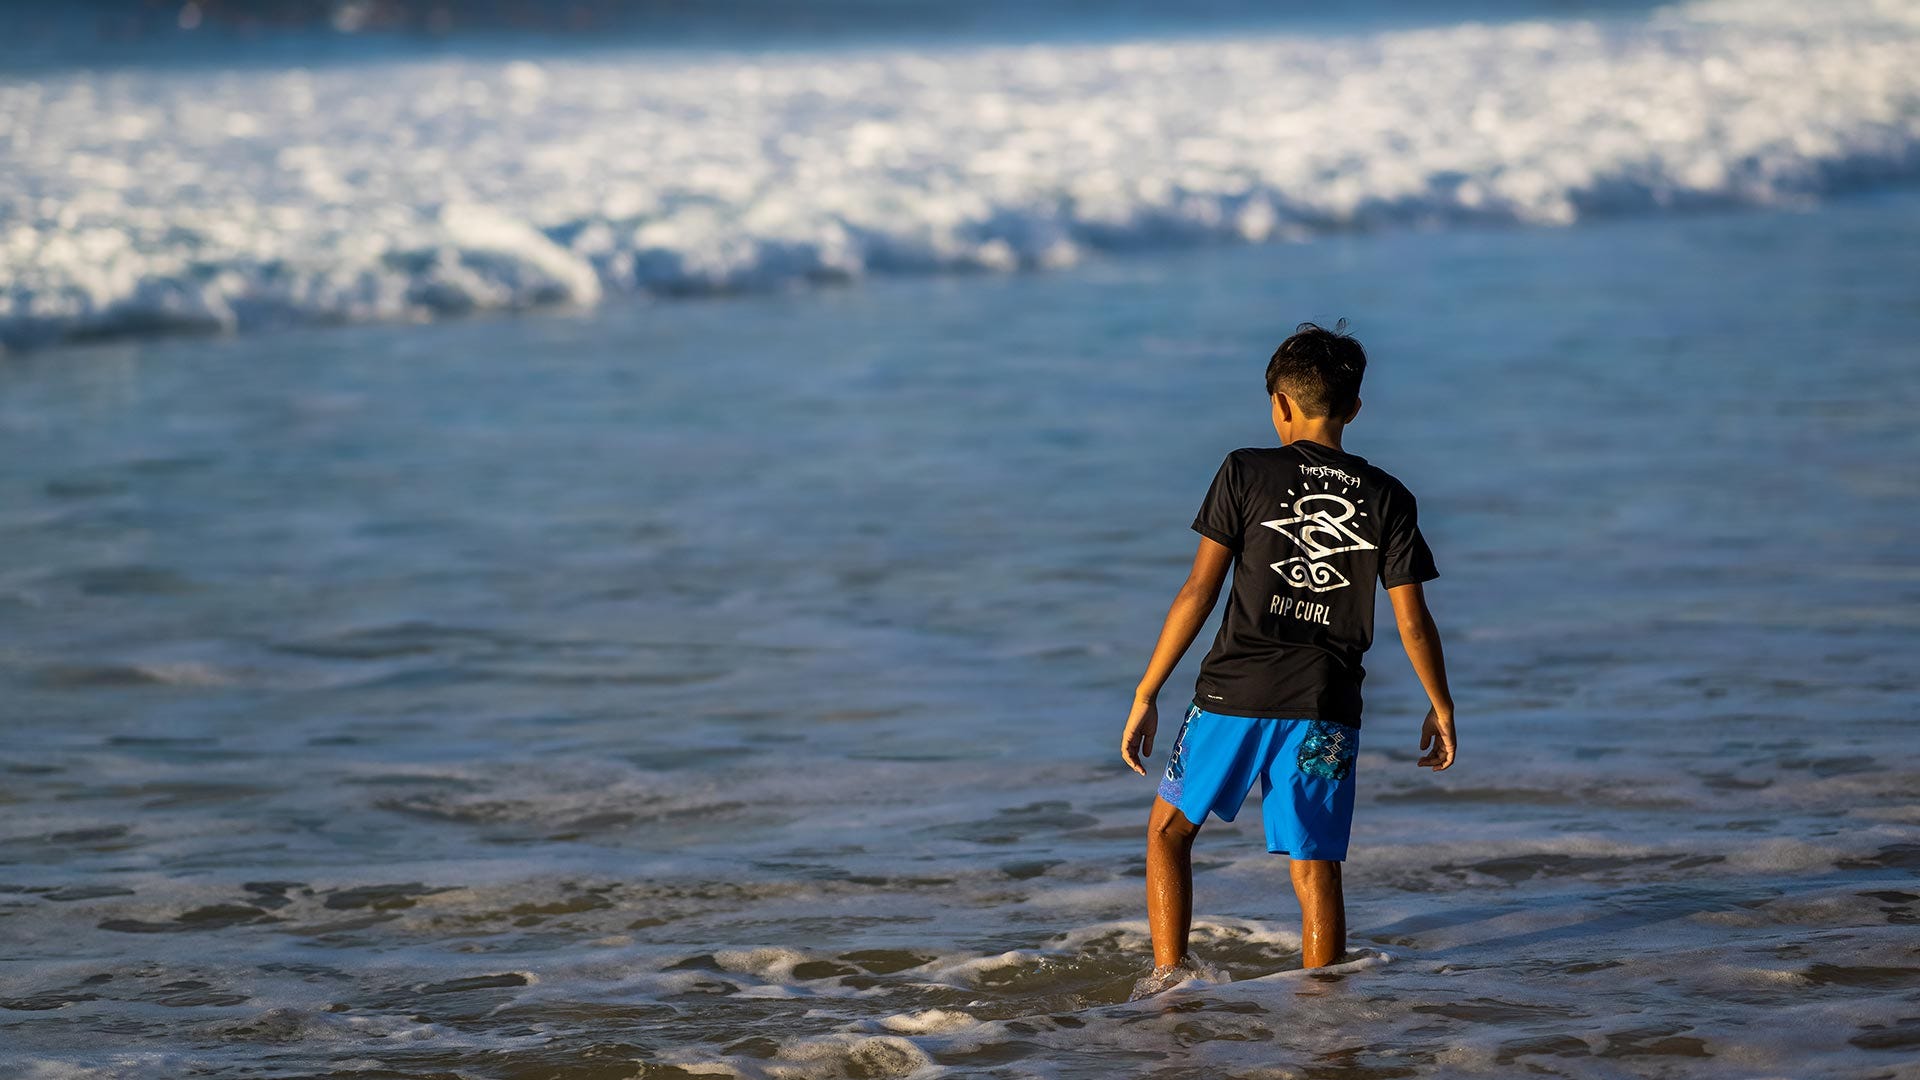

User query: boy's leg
[1146,795,1201,968]
[1288,858,1346,967]
[1266,719,1358,969]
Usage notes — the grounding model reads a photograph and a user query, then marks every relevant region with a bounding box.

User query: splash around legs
[1141,793,1349,993]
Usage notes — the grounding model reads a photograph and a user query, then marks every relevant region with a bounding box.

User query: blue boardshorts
[1157,701,1360,861]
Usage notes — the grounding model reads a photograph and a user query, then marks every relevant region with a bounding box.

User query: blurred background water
[2,2,1919,1078]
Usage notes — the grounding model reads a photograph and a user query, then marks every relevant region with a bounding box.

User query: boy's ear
[1271,392,1293,422]
[1346,396,1363,423]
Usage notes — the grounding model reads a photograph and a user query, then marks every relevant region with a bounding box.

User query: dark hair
[1264,319,1367,418]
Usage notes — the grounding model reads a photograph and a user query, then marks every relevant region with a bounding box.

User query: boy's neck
[1281,422,1346,453]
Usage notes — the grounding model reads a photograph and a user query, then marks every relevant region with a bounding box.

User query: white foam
[1271,945,1391,975]
[5,0,1918,347]
[12,1057,201,1080]
[712,946,817,980]
[1053,915,1301,951]
[226,1008,453,1044]
[695,1033,940,1080]
[1719,836,1857,873]
[920,948,1037,985]
[875,1009,983,1035]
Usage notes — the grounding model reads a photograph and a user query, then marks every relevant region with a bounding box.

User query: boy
[1119,321,1456,994]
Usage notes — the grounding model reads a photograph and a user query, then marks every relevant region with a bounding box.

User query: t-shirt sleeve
[1379,484,1439,588]
[1190,452,1243,551]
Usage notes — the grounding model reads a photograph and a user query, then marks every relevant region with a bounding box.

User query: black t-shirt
[1189,440,1438,728]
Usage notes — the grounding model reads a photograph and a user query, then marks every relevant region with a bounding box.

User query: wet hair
[1264,319,1367,418]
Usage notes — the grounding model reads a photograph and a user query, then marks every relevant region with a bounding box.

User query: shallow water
[2,192,1918,1078]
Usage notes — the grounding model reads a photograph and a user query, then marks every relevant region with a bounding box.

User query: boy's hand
[1417,707,1456,771]
[1121,699,1159,776]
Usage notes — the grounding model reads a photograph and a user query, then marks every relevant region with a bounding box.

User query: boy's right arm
[1387,581,1457,770]
[1121,536,1233,775]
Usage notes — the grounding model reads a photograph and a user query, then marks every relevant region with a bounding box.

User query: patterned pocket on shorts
[1163,701,1202,785]
[1158,703,1203,803]
[1296,720,1357,781]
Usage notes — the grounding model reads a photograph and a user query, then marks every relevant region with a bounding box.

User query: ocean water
[4,3,1920,1078]
[4,187,1918,1077]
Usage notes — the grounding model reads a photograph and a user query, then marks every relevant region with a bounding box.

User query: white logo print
[1299,464,1363,488]
[1272,556,1351,592]
[1260,474,1375,593]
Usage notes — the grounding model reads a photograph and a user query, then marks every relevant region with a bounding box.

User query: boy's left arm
[1121,536,1234,775]
[1388,581,1457,771]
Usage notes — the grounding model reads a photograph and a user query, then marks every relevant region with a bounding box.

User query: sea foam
[3,0,1917,348]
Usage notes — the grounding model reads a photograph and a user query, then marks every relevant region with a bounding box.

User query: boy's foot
[1127,955,1207,1001]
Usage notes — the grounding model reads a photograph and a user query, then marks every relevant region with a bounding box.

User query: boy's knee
[1288,858,1342,884]
[1147,797,1198,843]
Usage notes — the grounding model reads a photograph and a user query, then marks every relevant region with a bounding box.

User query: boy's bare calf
[1145,796,1200,969]
[1288,857,1346,968]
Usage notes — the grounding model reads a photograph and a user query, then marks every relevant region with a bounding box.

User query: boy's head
[1265,320,1366,427]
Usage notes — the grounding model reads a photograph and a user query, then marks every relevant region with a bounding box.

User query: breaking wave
[3,0,1917,348]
